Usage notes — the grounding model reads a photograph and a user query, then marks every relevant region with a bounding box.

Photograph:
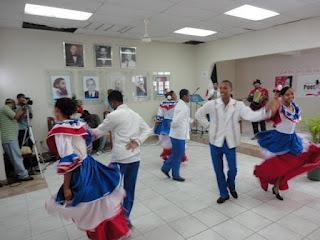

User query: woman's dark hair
[165,90,175,98]
[108,90,123,103]
[279,86,291,96]
[55,98,77,118]
[53,78,65,88]
[179,89,189,99]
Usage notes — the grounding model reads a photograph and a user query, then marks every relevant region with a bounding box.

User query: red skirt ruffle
[87,210,130,240]
[254,144,320,191]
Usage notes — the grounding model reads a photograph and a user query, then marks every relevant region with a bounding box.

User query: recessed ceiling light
[174,27,216,37]
[24,3,92,21]
[224,4,279,21]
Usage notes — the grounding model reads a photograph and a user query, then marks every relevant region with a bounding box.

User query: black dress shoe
[172,176,185,182]
[272,187,284,201]
[230,190,238,199]
[161,169,170,178]
[20,176,34,181]
[217,196,230,204]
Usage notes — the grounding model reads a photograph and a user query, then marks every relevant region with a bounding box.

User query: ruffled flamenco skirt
[45,156,130,240]
[254,144,320,191]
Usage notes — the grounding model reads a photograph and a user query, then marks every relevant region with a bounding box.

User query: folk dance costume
[155,100,188,162]
[254,103,320,192]
[45,120,129,240]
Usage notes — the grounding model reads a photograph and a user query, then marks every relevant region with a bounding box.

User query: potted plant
[304,115,320,180]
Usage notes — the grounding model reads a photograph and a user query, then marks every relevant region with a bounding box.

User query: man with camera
[0,99,33,181]
[16,93,33,148]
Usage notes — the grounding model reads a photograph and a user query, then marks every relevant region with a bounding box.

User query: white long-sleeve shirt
[195,98,270,148]
[169,99,193,140]
[93,104,152,163]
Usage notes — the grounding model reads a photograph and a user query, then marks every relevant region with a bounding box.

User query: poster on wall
[63,42,84,67]
[83,76,100,100]
[120,47,136,69]
[109,73,126,94]
[95,45,112,68]
[275,75,293,89]
[132,75,148,100]
[50,75,72,100]
[297,75,320,97]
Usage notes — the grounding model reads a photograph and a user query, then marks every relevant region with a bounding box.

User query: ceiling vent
[184,40,205,45]
[22,22,77,33]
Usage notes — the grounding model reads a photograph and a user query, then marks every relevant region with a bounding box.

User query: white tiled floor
[1,141,320,240]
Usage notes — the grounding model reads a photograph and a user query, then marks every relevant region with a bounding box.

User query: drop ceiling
[1,0,320,43]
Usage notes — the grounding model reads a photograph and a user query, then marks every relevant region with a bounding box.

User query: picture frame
[120,47,136,69]
[63,42,85,67]
[94,44,112,68]
[79,71,101,102]
[131,74,149,101]
[47,70,73,103]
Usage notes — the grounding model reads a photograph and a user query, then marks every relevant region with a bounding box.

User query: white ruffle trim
[45,187,125,231]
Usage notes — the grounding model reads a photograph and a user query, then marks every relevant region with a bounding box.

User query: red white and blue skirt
[45,155,129,240]
[254,144,320,191]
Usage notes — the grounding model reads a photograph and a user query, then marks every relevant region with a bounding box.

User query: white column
[0,136,7,181]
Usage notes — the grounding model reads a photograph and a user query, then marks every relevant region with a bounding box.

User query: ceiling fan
[141,18,152,43]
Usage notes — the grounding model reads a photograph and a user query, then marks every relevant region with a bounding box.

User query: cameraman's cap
[253,79,261,85]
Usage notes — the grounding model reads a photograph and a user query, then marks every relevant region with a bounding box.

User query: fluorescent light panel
[224,4,279,21]
[24,3,92,21]
[174,27,216,37]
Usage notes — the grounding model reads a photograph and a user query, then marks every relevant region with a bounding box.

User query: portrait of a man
[120,47,136,69]
[50,75,72,100]
[64,43,84,67]
[95,45,112,67]
[83,76,100,99]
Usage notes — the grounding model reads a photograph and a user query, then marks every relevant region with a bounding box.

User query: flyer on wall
[297,75,320,97]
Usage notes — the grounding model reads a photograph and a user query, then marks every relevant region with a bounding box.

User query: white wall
[0,28,196,144]
[194,17,320,97]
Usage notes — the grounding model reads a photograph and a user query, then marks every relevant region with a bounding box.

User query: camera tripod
[22,107,44,177]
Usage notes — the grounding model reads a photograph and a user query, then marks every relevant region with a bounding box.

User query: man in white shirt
[93,90,152,227]
[161,89,191,182]
[195,80,277,204]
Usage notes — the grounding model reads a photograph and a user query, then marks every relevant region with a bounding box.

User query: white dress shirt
[93,104,152,163]
[195,98,270,148]
[169,99,193,140]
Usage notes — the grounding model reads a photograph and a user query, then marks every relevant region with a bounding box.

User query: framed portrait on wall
[63,42,84,67]
[132,74,149,101]
[83,76,100,100]
[94,45,112,68]
[275,75,293,89]
[120,47,136,69]
[47,71,73,102]
[108,72,126,95]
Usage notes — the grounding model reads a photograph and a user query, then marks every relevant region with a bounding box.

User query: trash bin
[308,168,320,181]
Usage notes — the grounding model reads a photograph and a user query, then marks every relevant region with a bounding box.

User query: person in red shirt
[247,79,269,139]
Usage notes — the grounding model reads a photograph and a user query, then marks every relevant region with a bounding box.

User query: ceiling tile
[282,4,320,18]
[163,4,217,21]
[22,14,89,28]
[104,0,176,13]
[251,0,308,13]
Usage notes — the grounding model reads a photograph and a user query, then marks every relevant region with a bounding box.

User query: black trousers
[252,121,266,135]
[18,129,33,148]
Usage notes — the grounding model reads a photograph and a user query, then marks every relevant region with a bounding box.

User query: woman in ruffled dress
[254,86,320,200]
[45,98,129,240]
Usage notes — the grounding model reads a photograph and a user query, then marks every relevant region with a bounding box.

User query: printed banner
[297,75,320,97]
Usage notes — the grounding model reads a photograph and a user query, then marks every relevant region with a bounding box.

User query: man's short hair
[17,93,25,99]
[179,89,189,99]
[108,90,123,103]
[86,78,96,86]
[5,98,14,104]
[221,80,233,89]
